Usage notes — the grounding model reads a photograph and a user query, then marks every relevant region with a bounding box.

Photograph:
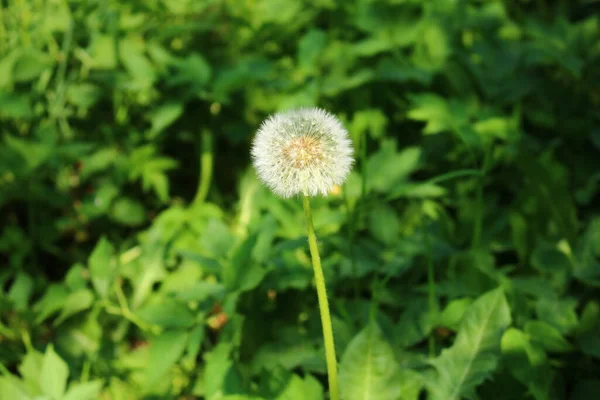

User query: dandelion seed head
[251,107,354,198]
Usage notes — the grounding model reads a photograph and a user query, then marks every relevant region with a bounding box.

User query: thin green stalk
[193,129,213,207]
[303,196,339,400]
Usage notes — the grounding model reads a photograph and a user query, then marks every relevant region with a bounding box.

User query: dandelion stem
[303,195,339,400]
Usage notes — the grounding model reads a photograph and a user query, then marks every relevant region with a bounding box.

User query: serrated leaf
[339,321,402,400]
[427,288,511,400]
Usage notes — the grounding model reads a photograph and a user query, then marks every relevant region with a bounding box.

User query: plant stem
[193,129,214,207]
[303,196,339,400]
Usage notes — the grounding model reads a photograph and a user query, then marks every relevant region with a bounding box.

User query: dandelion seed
[251,108,354,198]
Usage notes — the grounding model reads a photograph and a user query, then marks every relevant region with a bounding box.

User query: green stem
[303,196,339,400]
[193,129,213,207]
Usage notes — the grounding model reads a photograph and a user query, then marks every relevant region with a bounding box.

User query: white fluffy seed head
[251,108,354,198]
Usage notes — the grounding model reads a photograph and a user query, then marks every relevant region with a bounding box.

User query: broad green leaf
[367,141,422,193]
[524,321,573,353]
[368,203,400,245]
[339,322,402,400]
[7,272,33,310]
[54,289,95,326]
[278,375,322,400]
[145,330,189,389]
[0,377,30,400]
[119,37,156,85]
[535,297,578,335]
[427,288,511,400]
[88,237,116,298]
[501,328,553,400]
[12,49,51,82]
[4,135,52,170]
[136,298,196,329]
[576,301,600,358]
[40,345,69,400]
[298,29,327,72]
[110,197,146,226]
[148,102,184,138]
[34,284,69,323]
[169,53,212,88]
[412,21,450,71]
[66,83,102,110]
[438,298,473,331]
[397,369,423,400]
[225,234,266,292]
[18,350,44,395]
[63,380,104,400]
[394,300,432,348]
[350,109,388,141]
[89,34,117,69]
[204,342,245,399]
[573,218,600,286]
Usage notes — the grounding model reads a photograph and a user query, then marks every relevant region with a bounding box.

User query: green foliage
[1,0,599,399]
[427,289,511,400]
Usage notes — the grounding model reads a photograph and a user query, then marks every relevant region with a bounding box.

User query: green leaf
[40,345,69,400]
[110,197,146,226]
[271,373,324,400]
[145,330,189,389]
[63,380,104,400]
[397,369,423,400]
[367,203,400,245]
[4,135,52,170]
[0,377,30,400]
[367,141,422,193]
[438,298,473,331]
[170,53,212,88]
[573,218,600,286]
[225,234,266,292]
[339,321,402,400]
[136,298,196,329]
[524,321,573,353]
[298,29,327,72]
[18,350,44,395]
[88,237,116,298]
[394,300,433,348]
[54,289,95,326]
[148,102,184,139]
[576,301,600,358]
[203,342,245,399]
[89,34,117,69]
[535,297,578,335]
[34,284,69,323]
[427,288,511,400]
[501,328,553,400]
[7,272,34,310]
[12,49,51,82]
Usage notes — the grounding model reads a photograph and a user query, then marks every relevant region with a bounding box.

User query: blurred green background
[1,0,599,399]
